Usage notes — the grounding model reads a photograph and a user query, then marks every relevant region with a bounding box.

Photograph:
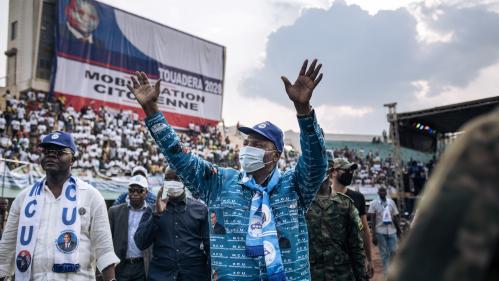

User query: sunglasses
[128,187,146,194]
[41,147,73,156]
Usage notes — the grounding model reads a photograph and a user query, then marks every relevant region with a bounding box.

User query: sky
[1,0,498,135]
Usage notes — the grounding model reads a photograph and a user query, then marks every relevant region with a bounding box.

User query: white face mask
[164,180,185,197]
[239,146,273,173]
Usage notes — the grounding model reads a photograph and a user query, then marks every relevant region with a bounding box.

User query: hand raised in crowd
[155,187,168,214]
[281,59,323,115]
[127,71,161,116]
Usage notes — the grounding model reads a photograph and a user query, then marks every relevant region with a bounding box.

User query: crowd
[332,146,434,198]
[1,59,497,281]
[0,59,340,281]
[0,89,305,180]
[0,91,241,175]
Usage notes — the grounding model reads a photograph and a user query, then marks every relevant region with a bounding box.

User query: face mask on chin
[239,146,274,173]
[164,181,185,197]
[338,171,354,186]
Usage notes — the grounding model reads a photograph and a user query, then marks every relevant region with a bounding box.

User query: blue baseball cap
[238,121,284,153]
[39,131,77,154]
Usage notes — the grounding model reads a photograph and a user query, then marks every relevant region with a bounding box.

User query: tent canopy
[395,96,499,153]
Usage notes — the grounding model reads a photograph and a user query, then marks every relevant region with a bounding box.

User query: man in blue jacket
[127,59,327,281]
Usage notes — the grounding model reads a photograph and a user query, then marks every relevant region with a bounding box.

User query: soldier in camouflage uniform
[307,159,367,281]
[388,107,499,281]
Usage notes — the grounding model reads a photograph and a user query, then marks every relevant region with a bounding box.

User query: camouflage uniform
[307,190,368,281]
[388,107,499,281]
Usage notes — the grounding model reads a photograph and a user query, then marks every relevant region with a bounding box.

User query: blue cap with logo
[39,131,77,154]
[238,121,284,153]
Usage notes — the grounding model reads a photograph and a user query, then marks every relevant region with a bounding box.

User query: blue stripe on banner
[56,0,158,77]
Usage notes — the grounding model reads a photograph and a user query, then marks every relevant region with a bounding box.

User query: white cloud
[409,62,499,110]
[1,0,498,135]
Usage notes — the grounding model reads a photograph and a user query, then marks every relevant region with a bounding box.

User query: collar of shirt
[166,195,187,212]
[66,22,94,44]
[127,201,148,210]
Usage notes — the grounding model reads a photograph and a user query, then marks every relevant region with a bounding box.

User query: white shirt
[126,203,148,258]
[17,107,25,119]
[11,120,21,131]
[22,120,31,133]
[47,117,55,127]
[38,124,47,134]
[0,137,11,148]
[57,120,65,131]
[0,177,120,280]
[368,197,399,235]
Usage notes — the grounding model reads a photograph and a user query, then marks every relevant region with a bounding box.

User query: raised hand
[155,187,168,214]
[126,71,161,116]
[281,59,323,115]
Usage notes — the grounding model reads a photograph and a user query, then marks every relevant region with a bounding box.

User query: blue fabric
[52,263,80,273]
[242,169,285,281]
[145,110,327,281]
[376,233,398,273]
[40,131,77,153]
[239,121,284,153]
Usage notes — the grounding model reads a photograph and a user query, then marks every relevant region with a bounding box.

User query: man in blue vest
[127,59,327,280]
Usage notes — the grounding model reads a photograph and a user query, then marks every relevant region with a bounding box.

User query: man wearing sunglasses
[0,131,119,281]
[112,166,157,207]
[108,175,152,281]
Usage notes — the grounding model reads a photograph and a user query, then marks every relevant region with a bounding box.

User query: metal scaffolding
[384,103,405,212]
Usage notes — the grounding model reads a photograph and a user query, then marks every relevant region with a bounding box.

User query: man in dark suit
[108,175,152,281]
[57,232,77,252]
[134,167,210,281]
[210,211,226,235]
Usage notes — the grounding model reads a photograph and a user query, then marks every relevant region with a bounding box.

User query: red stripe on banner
[55,92,219,128]
[56,52,159,79]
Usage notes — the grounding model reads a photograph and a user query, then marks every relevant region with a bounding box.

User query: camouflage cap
[332,158,358,171]
[326,149,335,163]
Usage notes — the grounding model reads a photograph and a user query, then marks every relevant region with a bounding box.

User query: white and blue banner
[53,0,225,128]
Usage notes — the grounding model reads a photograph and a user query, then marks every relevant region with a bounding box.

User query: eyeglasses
[128,188,145,194]
[41,148,73,156]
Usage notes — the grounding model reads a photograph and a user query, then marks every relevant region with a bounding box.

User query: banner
[53,0,225,128]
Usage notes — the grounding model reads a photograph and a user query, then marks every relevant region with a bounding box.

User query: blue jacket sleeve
[134,208,158,251]
[294,110,327,209]
[112,192,127,206]
[145,112,222,203]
